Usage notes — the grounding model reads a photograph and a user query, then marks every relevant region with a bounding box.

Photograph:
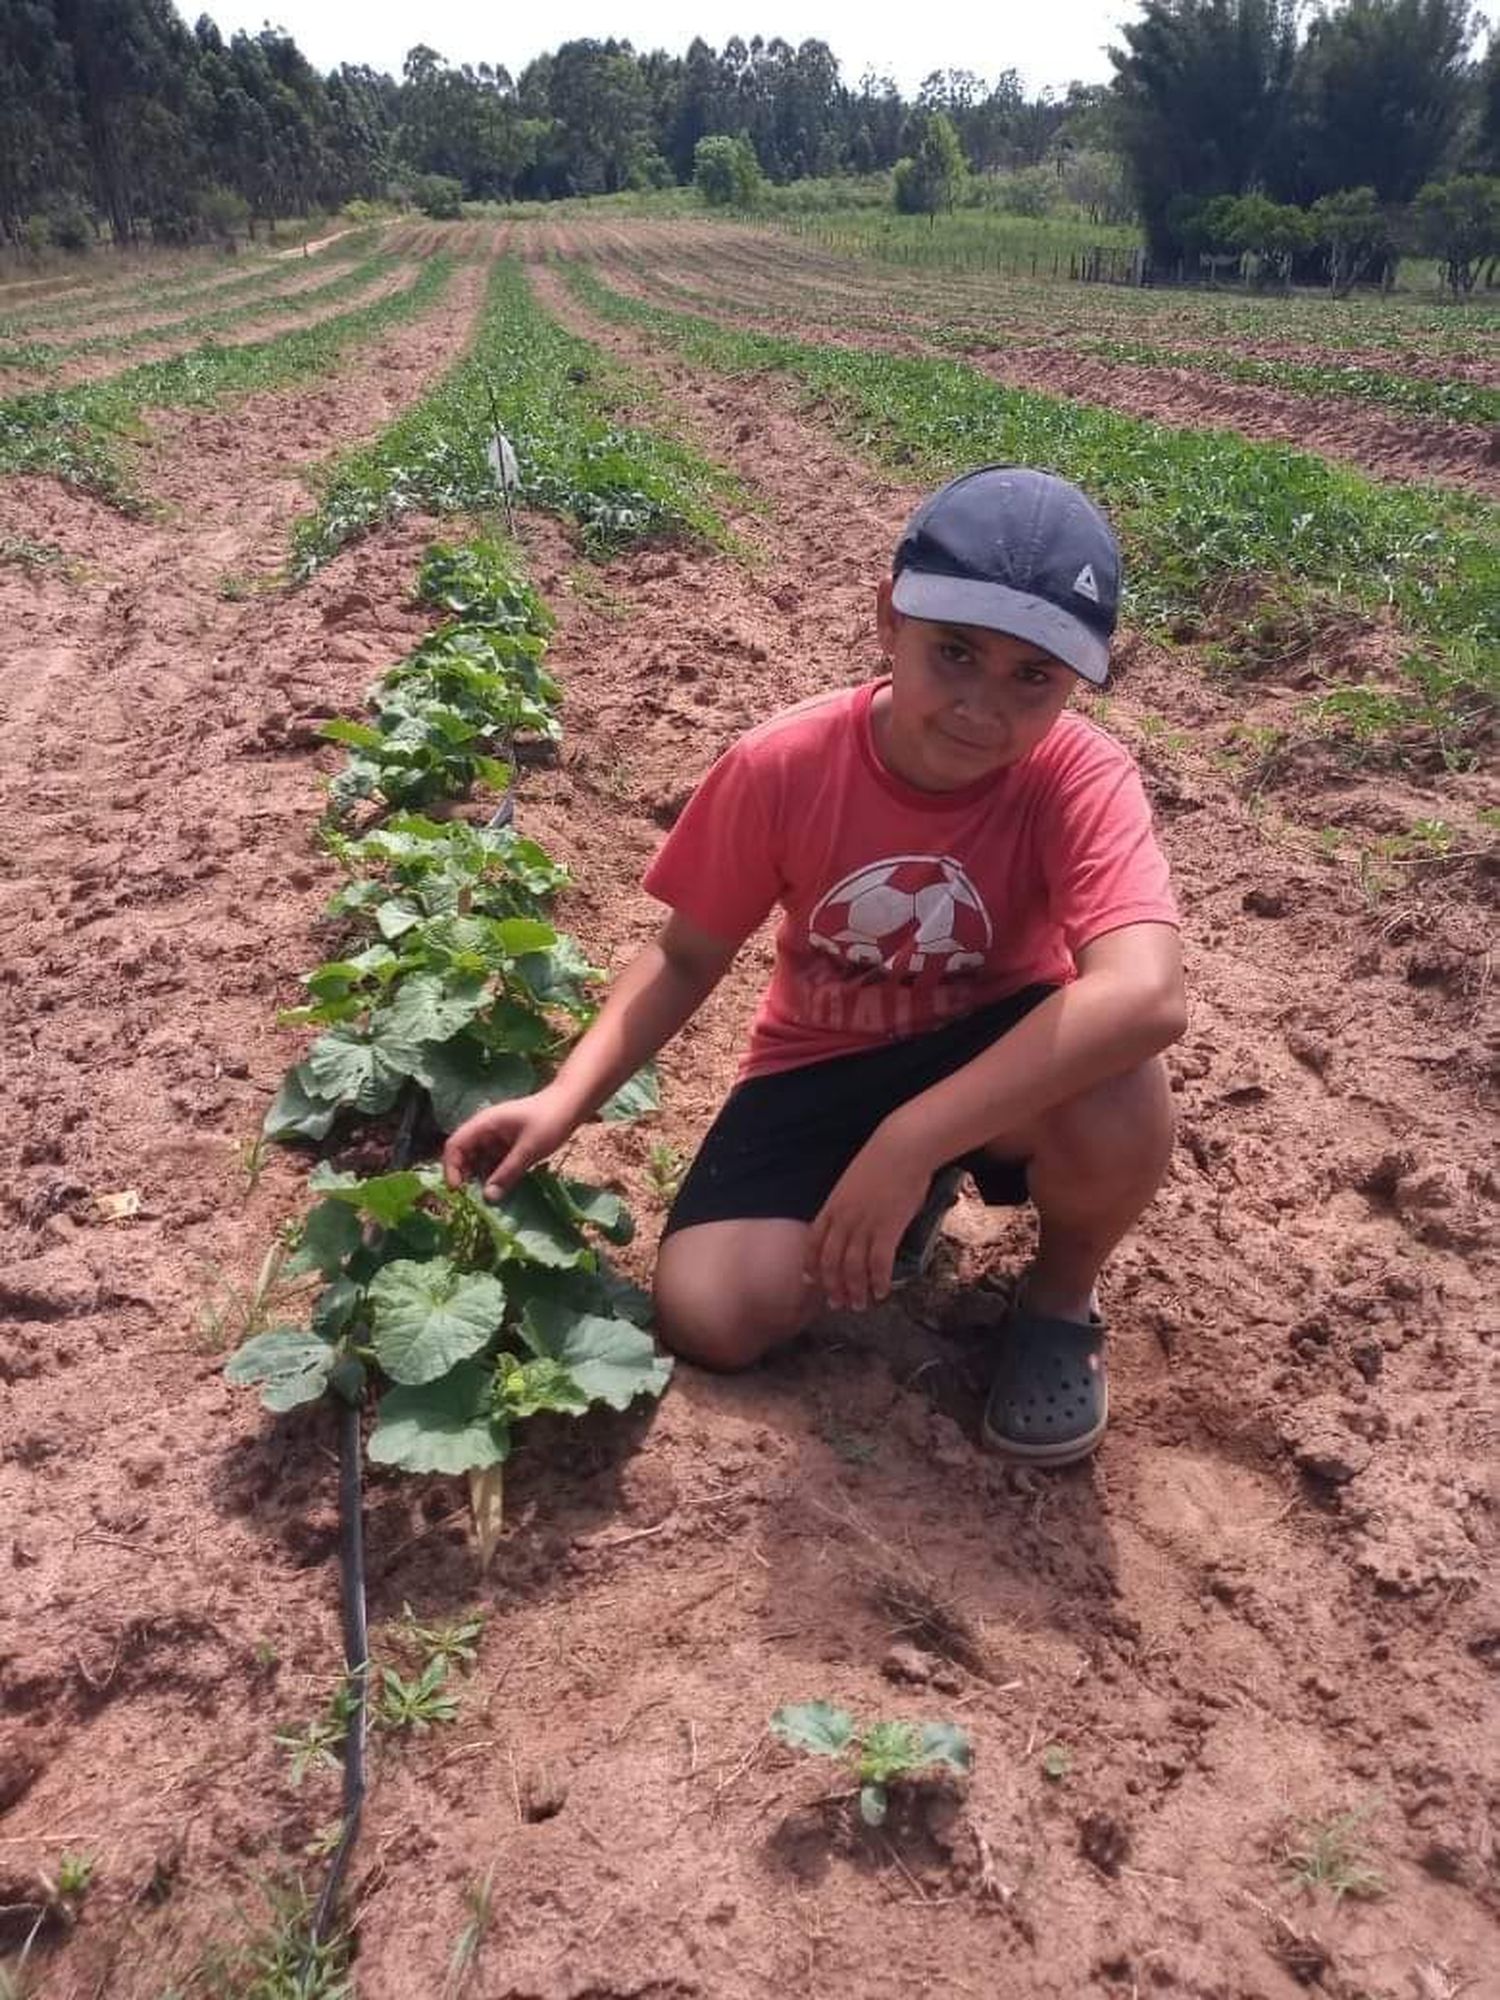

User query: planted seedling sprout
[770,1700,971,1827]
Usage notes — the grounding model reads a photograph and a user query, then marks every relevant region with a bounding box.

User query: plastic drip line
[308,1085,421,1955]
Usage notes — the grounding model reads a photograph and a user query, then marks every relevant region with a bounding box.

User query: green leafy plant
[646,1141,686,1203]
[396,1604,484,1673]
[1281,1806,1387,1903]
[445,1864,496,1998]
[292,257,732,577]
[374,1658,459,1733]
[53,1853,94,1898]
[770,1700,971,1827]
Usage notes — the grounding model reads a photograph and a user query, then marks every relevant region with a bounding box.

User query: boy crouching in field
[445,466,1186,1467]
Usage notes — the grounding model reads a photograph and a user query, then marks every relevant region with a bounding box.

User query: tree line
[2,0,1497,282]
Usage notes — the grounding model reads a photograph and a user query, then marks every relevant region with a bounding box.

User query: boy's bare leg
[653,1218,817,1372]
[984,1054,1175,1325]
[654,1056,1175,1370]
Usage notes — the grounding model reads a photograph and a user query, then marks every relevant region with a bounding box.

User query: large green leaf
[770,1702,855,1760]
[416,1039,534,1132]
[378,972,491,1047]
[283,1197,364,1280]
[479,1177,588,1270]
[518,1298,672,1410]
[554,1178,634,1246]
[368,1258,506,1385]
[304,1023,417,1114]
[310,1167,430,1228]
[598,1062,660,1125]
[225,1328,336,1412]
[263,1064,339,1143]
[368,1362,510,1474]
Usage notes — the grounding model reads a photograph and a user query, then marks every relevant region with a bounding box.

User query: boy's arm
[443,911,738,1197]
[882,922,1186,1169]
[806,923,1186,1304]
[545,911,740,1124]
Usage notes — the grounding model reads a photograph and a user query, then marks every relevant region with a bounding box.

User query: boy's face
[875,578,1078,792]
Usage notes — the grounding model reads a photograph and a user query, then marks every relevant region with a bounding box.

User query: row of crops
[562,259,1498,763]
[0,242,402,376]
[212,256,738,1969]
[0,226,379,343]
[0,255,456,504]
[583,232,1500,428]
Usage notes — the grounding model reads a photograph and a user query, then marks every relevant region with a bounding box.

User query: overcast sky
[205,1,1140,97]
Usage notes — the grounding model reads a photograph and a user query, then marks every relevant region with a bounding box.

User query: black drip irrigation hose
[307,1087,421,1959]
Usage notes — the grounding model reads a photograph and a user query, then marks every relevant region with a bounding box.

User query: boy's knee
[653,1228,813,1372]
[1042,1057,1175,1179]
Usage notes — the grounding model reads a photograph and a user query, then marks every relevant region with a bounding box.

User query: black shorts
[663,985,1057,1237]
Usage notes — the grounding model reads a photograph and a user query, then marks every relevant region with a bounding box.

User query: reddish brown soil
[564,227,1500,504]
[2,237,1496,2000]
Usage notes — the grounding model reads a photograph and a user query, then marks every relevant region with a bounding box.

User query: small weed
[1040,1743,1072,1781]
[374,1658,459,1734]
[819,1422,877,1466]
[0,533,76,577]
[395,1603,483,1674]
[1281,1805,1387,1903]
[53,1853,93,1898]
[1313,826,1346,858]
[275,1679,356,1786]
[196,1241,297,1352]
[565,565,631,617]
[646,1141,686,1203]
[253,1639,279,1670]
[771,1700,971,1827]
[188,1875,353,2000]
[237,1132,272,1195]
[445,1863,497,1998]
[218,572,255,601]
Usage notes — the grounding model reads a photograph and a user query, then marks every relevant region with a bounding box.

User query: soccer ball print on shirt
[807,855,993,980]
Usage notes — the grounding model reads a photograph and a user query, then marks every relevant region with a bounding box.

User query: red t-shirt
[644,679,1179,1081]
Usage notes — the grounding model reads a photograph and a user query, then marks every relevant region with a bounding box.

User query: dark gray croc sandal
[982,1306,1108,1465]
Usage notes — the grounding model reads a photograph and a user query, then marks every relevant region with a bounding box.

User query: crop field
[0,215,1495,2000]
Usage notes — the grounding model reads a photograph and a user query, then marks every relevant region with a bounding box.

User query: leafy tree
[1223,189,1312,285]
[1109,0,1300,259]
[892,110,966,216]
[1412,171,1500,288]
[1478,32,1500,175]
[1292,0,1477,204]
[692,133,763,206]
[1310,184,1398,291]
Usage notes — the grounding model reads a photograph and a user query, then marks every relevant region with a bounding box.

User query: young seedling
[275,1678,358,1786]
[770,1700,971,1828]
[53,1854,94,1899]
[646,1141,686,1203]
[1281,1805,1387,1903]
[396,1603,484,1674]
[445,1863,497,1998]
[1039,1743,1072,1782]
[197,1241,297,1353]
[374,1658,459,1734]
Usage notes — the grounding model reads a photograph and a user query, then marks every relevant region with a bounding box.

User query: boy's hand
[806,1132,928,1313]
[442,1086,577,1202]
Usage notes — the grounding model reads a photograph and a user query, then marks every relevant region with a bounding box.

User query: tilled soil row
[0,260,424,397]
[1,242,1493,2000]
[0,254,496,1986]
[558,228,1500,501]
[559,217,1500,381]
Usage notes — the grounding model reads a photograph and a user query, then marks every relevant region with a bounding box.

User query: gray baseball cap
[891,465,1121,686]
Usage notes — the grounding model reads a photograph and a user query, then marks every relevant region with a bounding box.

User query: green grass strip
[292,256,732,578]
[1078,337,1500,429]
[566,262,1499,676]
[0,227,378,343]
[0,256,454,506]
[0,248,401,373]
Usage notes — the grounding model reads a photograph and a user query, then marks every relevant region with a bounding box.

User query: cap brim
[891,572,1110,686]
